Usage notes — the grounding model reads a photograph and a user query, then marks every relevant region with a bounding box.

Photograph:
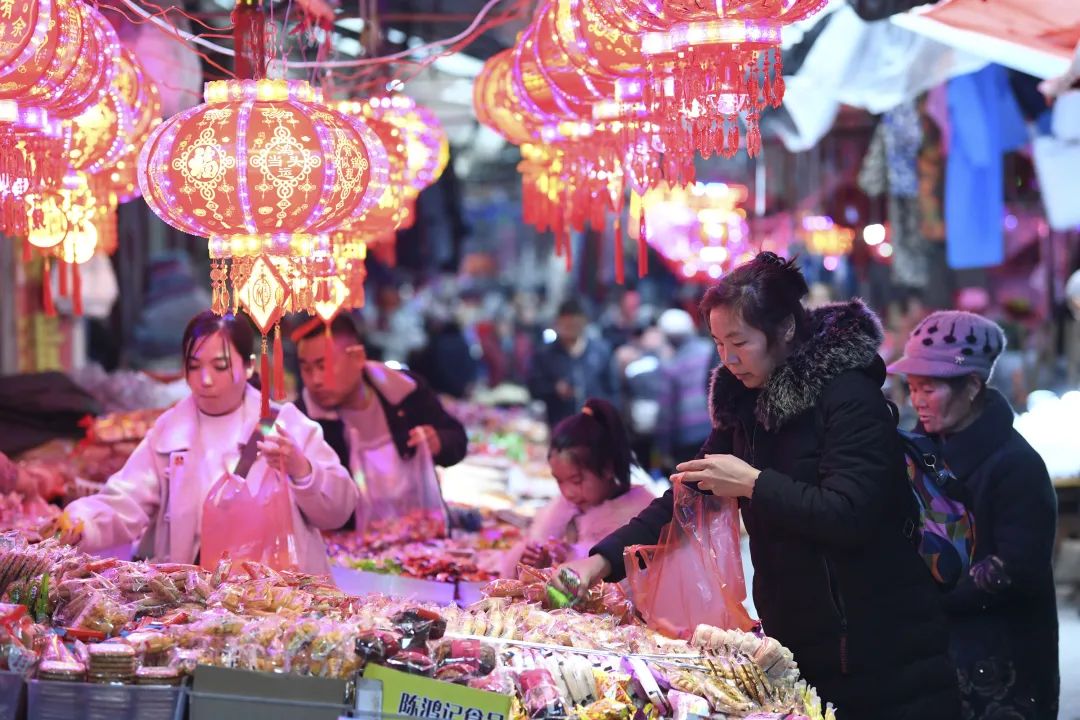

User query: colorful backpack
[897,429,977,589]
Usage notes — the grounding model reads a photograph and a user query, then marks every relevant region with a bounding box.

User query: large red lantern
[139,79,381,252]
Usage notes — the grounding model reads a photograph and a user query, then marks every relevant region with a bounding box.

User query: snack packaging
[385,650,436,677]
[434,638,497,675]
[518,668,567,719]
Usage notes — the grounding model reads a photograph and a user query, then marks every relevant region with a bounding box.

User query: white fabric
[777,5,987,152]
[64,387,357,575]
[1033,135,1080,231]
[1052,91,1080,142]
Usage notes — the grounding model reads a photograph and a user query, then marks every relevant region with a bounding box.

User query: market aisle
[1060,592,1080,719]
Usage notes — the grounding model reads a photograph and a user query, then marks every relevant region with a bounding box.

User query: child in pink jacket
[502,399,657,577]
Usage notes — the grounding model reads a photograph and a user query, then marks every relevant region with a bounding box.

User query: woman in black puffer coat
[890,311,1058,720]
[554,253,959,720]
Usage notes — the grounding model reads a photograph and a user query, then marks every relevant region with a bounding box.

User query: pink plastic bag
[625,481,754,638]
[200,468,299,573]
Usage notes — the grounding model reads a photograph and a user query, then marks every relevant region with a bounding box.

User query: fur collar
[709,299,884,431]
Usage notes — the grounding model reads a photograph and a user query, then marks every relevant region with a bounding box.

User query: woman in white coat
[51,311,358,575]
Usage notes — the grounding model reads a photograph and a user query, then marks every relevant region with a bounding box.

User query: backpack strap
[234,408,281,479]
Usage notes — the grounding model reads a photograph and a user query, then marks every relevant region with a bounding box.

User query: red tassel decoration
[323,323,335,389]
[638,210,649,278]
[614,215,624,286]
[71,261,83,317]
[57,257,68,298]
[231,0,266,81]
[42,258,55,316]
[259,337,271,420]
[563,226,572,273]
[22,236,31,264]
[272,324,285,401]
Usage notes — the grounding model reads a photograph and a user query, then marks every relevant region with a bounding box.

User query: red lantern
[139,79,382,247]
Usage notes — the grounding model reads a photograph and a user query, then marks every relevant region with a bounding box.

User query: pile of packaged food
[0,531,836,720]
[325,508,523,583]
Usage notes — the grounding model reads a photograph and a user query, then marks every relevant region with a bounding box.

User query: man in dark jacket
[529,299,615,428]
[586,299,959,720]
[293,316,468,529]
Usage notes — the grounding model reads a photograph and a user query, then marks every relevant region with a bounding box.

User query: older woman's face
[907,375,978,435]
[709,305,787,389]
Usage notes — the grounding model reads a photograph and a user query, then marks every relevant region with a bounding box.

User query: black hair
[549,398,634,496]
[181,311,256,371]
[699,251,811,347]
[557,298,587,319]
[297,314,363,345]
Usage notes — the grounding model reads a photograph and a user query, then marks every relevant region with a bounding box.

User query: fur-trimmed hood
[709,299,885,431]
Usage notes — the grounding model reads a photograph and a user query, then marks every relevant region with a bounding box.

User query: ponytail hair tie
[581,406,594,417]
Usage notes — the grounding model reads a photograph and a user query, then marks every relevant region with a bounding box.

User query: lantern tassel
[638,209,648,278]
[72,261,83,317]
[232,0,267,81]
[272,324,285,401]
[260,336,271,420]
[22,236,31,264]
[323,322,335,389]
[42,258,55,317]
[614,215,624,286]
[58,257,68,298]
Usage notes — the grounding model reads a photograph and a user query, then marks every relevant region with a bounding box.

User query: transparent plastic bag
[200,467,299,573]
[352,437,449,540]
[625,482,753,638]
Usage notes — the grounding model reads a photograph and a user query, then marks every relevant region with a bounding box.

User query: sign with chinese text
[363,664,513,720]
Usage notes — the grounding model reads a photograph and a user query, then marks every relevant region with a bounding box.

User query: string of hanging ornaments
[473,0,828,284]
[137,0,453,417]
[2,0,163,317]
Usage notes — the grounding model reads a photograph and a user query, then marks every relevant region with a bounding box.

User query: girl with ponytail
[500,398,658,577]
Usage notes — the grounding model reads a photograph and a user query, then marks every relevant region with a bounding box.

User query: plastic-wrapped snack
[354,630,402,667]
[120,631,175,657]
[518,668,567,719]
[468,668,519,696]
[435,660,483,684]
[385,650,435,677]
[390,608,447,649]
[189,609,245,637]
[69,592,135,636]
[577,698,632,720]
[483,579,526,599]
[434,638,497,675]
[666,690,710,720]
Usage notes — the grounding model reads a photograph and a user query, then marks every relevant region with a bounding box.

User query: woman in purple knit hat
[889,310,1059,720]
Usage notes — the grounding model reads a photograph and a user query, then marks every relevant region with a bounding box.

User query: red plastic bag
[200,468,299,573]
[625,481,754,638]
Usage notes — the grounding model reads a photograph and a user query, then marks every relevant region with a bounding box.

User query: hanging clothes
[859,102,932,292]
[945,65,1028,269]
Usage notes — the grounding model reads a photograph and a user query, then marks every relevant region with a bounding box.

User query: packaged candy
[518,668,567,719]
[433,638,497,675]
[390,608,447,648]
[385,650,435,677]
[468,668,519,696]
[354,629,402,666]
[435,661,482,683]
